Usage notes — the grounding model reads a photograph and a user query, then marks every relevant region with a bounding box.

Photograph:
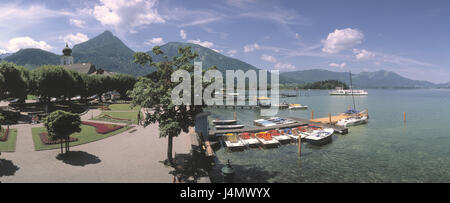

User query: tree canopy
[43,110,81,154]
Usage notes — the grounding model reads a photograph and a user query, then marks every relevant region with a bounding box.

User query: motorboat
[212,119,237,125]
[336,116,368,127]
[215,124,245,130]
[304,128,334,145]
[268,130,291,144]
[288,104,308,110]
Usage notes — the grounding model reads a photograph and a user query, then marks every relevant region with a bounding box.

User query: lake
[207,89,450,183]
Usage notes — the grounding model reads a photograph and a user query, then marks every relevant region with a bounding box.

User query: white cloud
[243,43,260,52]
[6,37,53,52]
[187,39,214,48]
[329,62,346,69]
[322,28,364,54]
[93,0,165,33]
[227,49,237,57]
[0,49,7,54]
[274,63,297,71]
[180,29,187,40]
[145,37,165,46]
[261,54,277,63]
[353,49,375,60]
[295,33,301,39]
[69,18,86,28]
[60,33,89,46]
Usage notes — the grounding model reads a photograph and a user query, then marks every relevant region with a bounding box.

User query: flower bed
[81,121,124,134]
[99,114,132,121]
[39,132,79,145]
[0,128,9,142]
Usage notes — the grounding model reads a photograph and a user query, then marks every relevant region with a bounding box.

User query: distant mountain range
[2,30,447,88]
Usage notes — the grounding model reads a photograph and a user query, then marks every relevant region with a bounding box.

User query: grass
[27,95,38,100]
[31,124,132,151]
[0,129,17,152]
[108,103,141,111]
[93,111,139,124]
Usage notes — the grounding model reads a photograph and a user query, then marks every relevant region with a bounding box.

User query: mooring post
[311,110,314,120]
[328,113,332,124]
[403,112,406,122]
[234,111,237,120]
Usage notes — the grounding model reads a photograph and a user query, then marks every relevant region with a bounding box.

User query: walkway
[0,108,193,183]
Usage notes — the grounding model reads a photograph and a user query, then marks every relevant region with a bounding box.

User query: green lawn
[0,129,17,152]
[93,111,139,124]
[31,124,132,151]
[108,104,141,111]
[27,95,38,100]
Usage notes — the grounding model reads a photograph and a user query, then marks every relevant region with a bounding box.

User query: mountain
[1,30,444,88]
[3,48,59,69]
[280,69,437,88]
[72,31,151,76]
[0,53,12,59]
[151,42,259,73]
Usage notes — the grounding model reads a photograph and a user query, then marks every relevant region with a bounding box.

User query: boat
[239,132,260,146]
[212,119,237,125]
[329,88,368,95]
[288,104,308,110]
[255,132,279,147]
[215,124,245,130]
[253,119,277,127]
[336,116,368,127]
[304,128,334,145]
[223,133,246,149]
[280,93,297,98]
[268,129,291,144]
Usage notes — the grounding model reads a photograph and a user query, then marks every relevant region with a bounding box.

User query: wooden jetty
[287,117,348,134]
[310,114,349,124]
[209,117,348,136]
[207,104,259,110]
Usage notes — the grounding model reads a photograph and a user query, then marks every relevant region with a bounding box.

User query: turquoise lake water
[207,89,450,183]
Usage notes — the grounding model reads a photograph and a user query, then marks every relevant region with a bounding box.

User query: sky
[0,0,449,83]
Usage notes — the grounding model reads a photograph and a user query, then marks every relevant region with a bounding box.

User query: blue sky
[0,0,449,83]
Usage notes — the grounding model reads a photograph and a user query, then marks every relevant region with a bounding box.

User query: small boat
[304,128,334,145]
[215,124,245,130]
[255,132,279,147]
[268,129,291,144]
[253,119,277,127]
[223,133,246,149]
[212,119,237,125]
[239,132,260,147]
[336,116,368,127]
[288,104,308,110]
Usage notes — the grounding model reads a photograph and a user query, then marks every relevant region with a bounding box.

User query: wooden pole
[311,110,314,120]
[328,113,332,124]
[293,128,301,156]
[403,112,406,122]
[234,111,237,120]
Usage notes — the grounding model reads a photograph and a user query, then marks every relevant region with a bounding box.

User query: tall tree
[31,65,73,103]
[112,73,137,99]
[128,46,208,165]
[0,62,28,102]
[43,110,81,154]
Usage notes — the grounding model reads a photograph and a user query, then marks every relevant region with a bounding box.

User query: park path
[0,107,193,183]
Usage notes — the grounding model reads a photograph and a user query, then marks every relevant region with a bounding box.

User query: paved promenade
[0,109,192,183]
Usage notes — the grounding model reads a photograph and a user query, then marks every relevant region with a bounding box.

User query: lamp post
[221,160,235,183]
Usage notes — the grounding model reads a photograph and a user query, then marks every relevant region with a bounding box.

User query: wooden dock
[310,114,349,124]
[209,117,348,136]
[287,117,348,134]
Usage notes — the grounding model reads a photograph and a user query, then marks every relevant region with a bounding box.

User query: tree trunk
[167,134,173,165]
[60,141,63,154]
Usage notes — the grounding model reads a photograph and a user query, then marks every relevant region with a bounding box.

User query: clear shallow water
[208,89,450,183]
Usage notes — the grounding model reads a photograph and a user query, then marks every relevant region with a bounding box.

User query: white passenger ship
[329,87,368,95]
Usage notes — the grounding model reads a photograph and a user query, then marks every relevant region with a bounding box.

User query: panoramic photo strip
[0,0,449,198]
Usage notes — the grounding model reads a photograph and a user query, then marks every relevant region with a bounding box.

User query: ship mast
[349,71,356,111]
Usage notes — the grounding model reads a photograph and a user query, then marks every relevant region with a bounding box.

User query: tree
[112,74,137,100]
[128,46,208,165]
[31,65,73,103]
[43,110,81,154]
[0,62,28,102]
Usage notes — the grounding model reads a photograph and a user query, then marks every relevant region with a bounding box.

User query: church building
[60,44,96,74]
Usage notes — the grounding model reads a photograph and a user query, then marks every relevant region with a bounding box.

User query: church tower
[60,43,74,65]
